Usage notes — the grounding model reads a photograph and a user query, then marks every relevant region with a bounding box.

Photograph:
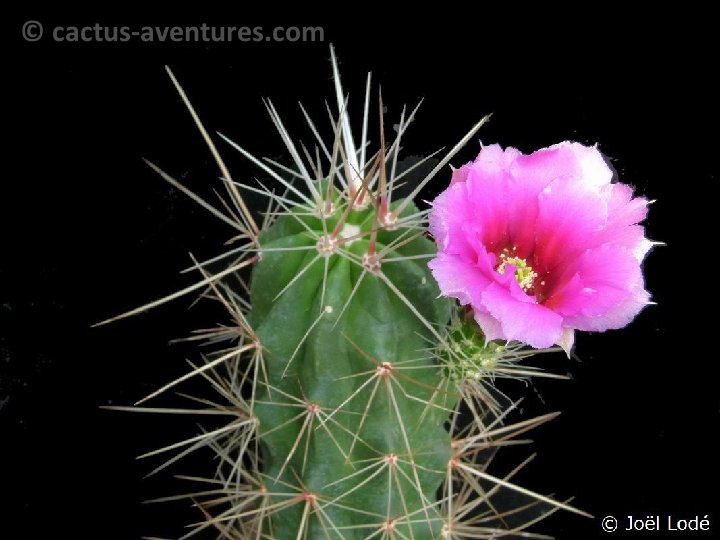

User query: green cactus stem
[100,47,590,540]
[249,197,451,539]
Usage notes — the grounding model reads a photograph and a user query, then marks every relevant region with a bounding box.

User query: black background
[3,10,718,540]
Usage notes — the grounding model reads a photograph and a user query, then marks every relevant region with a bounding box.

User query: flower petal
[545,244,649,331]
[594,183,651,259]
[428,252,493,307]
[557,327,575,357]
[428,183,475,258]
[465,165,511,250]
[561,142,614,189]
[533,175,608,273]
[472,310,506,343]
[480,282,564,348]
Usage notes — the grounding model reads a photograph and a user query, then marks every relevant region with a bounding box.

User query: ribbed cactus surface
[250,200,451,539]
[103,48,591,540]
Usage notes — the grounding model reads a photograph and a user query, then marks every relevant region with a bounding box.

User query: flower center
[497,248,537,292]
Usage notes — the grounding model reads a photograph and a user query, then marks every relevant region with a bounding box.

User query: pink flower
[428,142,653,352]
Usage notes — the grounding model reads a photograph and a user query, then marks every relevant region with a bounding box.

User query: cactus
[102,48,592,539]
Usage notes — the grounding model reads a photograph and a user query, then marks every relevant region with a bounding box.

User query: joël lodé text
[625,514,711,532]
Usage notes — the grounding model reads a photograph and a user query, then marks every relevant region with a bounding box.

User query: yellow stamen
[497,248,538,292]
